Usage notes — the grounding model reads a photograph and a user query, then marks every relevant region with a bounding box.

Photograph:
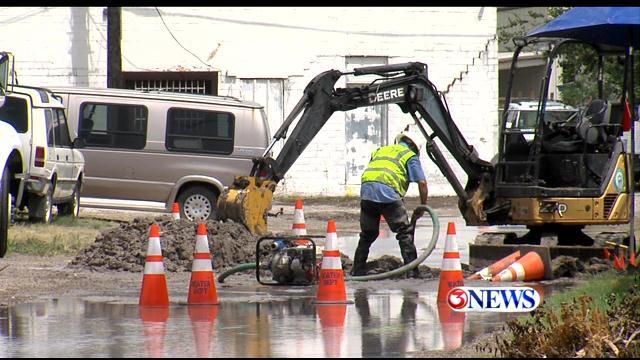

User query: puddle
[0,284,569,357]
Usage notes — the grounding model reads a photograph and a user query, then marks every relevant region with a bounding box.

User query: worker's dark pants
[351,199,418,277]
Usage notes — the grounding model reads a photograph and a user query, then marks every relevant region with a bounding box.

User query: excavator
[217,44,635,246]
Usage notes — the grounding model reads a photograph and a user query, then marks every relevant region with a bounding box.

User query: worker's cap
[394,133,420,155]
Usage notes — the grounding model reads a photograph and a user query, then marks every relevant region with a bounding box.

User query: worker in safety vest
[351,133,428,278]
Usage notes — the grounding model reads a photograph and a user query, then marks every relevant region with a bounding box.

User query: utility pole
[107,7,123,88]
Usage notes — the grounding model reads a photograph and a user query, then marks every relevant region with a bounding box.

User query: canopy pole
[630,44,637,260]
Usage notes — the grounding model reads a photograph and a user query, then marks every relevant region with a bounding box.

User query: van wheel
[0,165,10,257]
[177,186,218,222]
[29,187,53,224]
[58,181,81,218]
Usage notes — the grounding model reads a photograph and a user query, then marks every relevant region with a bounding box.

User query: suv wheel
[30,186,53,224]
[0,165,10,257]
[177,185,218,222]
[58,181,81,218]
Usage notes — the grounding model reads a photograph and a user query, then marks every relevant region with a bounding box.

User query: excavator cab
[494,34,636,245]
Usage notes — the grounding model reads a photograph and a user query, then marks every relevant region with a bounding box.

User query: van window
[53,108,72,147]
[79,102,148,149]
[165,108,234,155]
[0,96,28,133]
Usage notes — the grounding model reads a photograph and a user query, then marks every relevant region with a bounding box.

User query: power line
[154,7,214,70]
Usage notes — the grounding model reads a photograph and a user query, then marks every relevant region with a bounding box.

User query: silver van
[47,87,270,221]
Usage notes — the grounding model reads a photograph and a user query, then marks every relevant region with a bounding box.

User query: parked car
[0,85,85,223]
[504,100,578,141]
[47,86,270,222]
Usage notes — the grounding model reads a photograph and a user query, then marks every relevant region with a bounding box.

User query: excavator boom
[217,62,495,235]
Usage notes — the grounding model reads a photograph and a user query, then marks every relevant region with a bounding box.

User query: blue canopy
[527,7,640,49]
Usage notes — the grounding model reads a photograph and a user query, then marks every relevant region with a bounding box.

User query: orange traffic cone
[491,251,545,282]
[314,220,353,304]
[437,222,464,303]
[139,224,170,307]
[292,198,311,246]
[618,248,627,270]
[379,215,389,239]
[188,223,219,305]
[467,250,521,280]
[292,198,307,236]
[317,304,347,357]
[171,202,180,220]
[437,302,465,350]
[631,250,638,268]
[140,306,169,358]
[604,247,611,261]
[188,305,219,357]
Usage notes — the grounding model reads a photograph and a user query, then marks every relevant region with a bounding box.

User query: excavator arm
[217,62,495,234]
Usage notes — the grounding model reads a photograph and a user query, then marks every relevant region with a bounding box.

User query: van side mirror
[72,137,86,148]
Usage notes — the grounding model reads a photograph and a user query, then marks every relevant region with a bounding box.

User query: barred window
[165,108,234,155]
[122,72,218,95]
[78,102,148,150]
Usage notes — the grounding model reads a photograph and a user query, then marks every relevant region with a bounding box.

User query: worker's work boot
[400,241,420,279]
[350,246,370,276]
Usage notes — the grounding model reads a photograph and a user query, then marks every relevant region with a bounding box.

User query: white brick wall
[0,6,498,197]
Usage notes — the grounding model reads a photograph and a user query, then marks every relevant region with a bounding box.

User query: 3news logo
[447,286,541,312]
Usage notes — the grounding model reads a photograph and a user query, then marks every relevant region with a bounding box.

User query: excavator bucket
[217,176,276,235]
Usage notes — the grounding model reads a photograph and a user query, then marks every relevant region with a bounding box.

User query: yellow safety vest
[361,144,416,197]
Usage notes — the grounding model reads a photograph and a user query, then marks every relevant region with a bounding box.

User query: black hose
[346,205,439,281]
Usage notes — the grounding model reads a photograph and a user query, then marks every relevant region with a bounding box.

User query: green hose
[216,205,439,283]
[217,262,256,283]
[346,205,439,281]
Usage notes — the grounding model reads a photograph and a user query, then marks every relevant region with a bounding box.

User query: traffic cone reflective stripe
[139,224,170,307]
[188,223,219,305]
[468,250,521,280]
[172,202,180,220]
[314,220,353,305]
[437,222,464,303]
[491,251,545,282]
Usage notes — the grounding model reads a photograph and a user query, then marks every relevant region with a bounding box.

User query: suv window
[165,107,234,155]
[45,109,54,146]
[0,96,28,133]
[53,108,72,147]
[79,102,148,149]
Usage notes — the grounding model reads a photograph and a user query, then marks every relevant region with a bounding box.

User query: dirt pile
[552,256,612,278]
[68,217,258,273]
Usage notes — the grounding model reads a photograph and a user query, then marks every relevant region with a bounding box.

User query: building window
[165,108,234,155]
[122,72,218,95]
[78,102,148,150]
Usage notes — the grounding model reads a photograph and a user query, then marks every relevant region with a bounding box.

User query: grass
[541,270,637,311]
[7,215,118,256]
